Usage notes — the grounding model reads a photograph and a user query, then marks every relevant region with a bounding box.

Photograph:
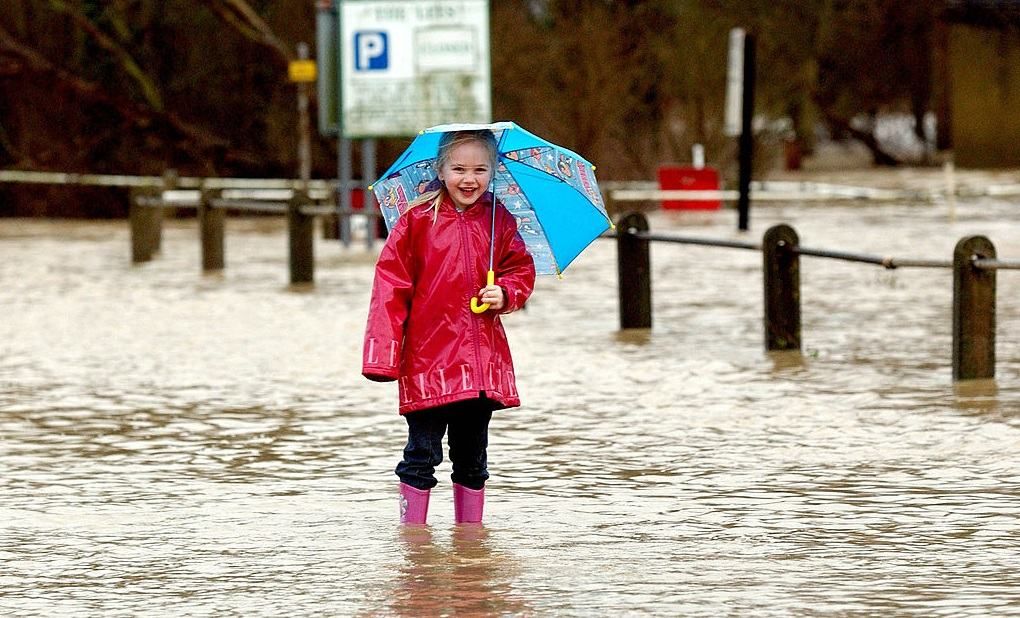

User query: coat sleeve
[362,215,414,381]
[494,207,536,314]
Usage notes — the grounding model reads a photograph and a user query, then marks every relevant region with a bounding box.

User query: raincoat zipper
[456,209,486,397]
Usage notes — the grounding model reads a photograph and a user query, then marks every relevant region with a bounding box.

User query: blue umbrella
[369,121,614,311]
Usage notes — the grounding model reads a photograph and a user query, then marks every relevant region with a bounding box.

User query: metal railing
[614,211,1016,382]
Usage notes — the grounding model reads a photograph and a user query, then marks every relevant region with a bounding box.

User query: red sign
[657,166,721,210]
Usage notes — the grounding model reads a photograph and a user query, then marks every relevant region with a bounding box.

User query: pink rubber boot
[399,483,430,525]
[453,483,484,524]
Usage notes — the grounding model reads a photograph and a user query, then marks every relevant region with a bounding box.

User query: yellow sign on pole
[288,60,318,83]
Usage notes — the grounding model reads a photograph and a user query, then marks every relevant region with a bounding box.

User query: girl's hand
[478,284,505,311]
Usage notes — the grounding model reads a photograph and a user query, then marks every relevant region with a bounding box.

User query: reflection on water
[1,198,1018,615]
[392,526,529,617]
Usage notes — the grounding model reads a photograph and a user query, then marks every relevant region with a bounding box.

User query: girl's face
[439,141,493,211]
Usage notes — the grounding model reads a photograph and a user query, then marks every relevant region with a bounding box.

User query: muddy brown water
[1,197,1018,615]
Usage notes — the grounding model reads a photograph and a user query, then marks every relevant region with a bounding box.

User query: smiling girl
[362,129,536,526]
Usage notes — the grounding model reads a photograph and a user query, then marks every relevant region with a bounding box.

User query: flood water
[1,196,1018,616]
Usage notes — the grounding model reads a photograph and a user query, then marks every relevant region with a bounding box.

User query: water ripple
[1,205,1019,615]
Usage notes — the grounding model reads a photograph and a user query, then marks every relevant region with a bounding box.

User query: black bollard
[199,189,225,272]
[953,236,996,380]
[288,189,314,284]
[617,211,652,329]
[763,224,801,351]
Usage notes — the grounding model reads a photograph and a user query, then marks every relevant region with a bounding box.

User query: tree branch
[195,0,293,65]
[47,0,164,110]
[0,23,262,168]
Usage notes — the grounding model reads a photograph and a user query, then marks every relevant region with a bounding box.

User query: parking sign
[340,1,491,138]
[354,31,388,71]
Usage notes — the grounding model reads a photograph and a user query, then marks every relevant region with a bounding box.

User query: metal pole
[318,1,340,240]
[362,138,377,249]
[334,1,352,248]
[737,33,756,232]
[763,224,801,351]
[297,43,312,193]
[617,212,652,329]
[339,137,353,247]
[953,236,996,380]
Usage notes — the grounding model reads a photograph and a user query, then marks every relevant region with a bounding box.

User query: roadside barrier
[129,186,380,284]
[0,169,379,283]
[614,211,1018,382]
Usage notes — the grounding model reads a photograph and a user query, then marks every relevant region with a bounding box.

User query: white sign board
[723,28,745,137]
[341,0,491,138]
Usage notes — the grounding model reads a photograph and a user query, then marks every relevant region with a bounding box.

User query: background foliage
[0,0,945,216]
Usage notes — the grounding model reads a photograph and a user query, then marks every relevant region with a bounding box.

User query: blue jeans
[395,398,493,491]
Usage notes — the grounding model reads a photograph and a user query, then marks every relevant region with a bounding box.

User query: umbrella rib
[498,164,563,276]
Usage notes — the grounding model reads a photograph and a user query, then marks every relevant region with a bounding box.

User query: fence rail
[128,187,381,282]
[615,211,1013,382]
[0,169,335,192]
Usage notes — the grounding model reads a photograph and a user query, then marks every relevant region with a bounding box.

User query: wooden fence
[129,187,380,284]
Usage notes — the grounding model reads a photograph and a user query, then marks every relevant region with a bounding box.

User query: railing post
[199,189,225,272]
[763,224,801,351]
[953,235,996,380]
[129,187,158,263]
[617,211,652,329]
[288,189,314,284]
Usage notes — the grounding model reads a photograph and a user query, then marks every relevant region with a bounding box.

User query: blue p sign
[354,31,388,71]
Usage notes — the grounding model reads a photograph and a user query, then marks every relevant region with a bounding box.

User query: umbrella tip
[368,184,374,191]
[592,165,597,171]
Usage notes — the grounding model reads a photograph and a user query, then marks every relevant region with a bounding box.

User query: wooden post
[129,188,157,263]
[617,211,651,329]
[152,168,176,254]
[763,224,801,351]
[288,189,314,284]
[199,189,225,271]
[322,212,340,239]
[953,235,996,380]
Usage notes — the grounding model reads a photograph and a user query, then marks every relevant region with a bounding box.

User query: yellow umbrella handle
[470,271,495,314]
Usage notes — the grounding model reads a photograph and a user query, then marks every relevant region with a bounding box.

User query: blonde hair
[407,130,498,223]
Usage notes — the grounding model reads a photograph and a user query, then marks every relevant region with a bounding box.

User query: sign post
[290,43,315,192]
[724,27,755,232]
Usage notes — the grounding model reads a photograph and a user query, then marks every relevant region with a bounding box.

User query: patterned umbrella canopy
[370,121,613,276]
